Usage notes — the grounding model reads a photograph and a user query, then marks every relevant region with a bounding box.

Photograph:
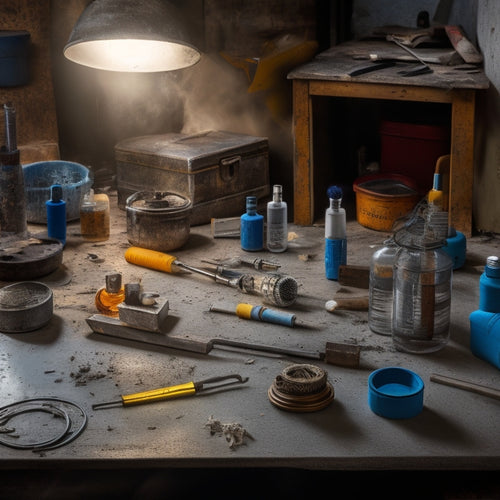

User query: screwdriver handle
[236,303,296,327]
[125,246,179,273]
[121,381,196,406]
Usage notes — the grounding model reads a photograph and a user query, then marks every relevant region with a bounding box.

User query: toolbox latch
[219,155,240,181]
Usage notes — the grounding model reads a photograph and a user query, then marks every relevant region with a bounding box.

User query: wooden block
[324,342,361,368]
[338,265,370,289]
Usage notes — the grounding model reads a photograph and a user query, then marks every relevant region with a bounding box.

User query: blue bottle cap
[368,367,424,419]
[50,184,63,202]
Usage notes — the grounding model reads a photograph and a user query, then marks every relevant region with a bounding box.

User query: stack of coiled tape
[268,364,334,412]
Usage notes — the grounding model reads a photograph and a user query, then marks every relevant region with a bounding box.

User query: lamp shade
[63,0,201,72]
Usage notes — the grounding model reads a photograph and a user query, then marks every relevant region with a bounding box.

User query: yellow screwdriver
[92,374,249,410]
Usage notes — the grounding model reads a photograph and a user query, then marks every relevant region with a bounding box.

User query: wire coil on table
[268,364,334,412]
[0,397,87,451]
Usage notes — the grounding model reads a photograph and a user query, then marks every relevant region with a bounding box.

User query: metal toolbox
[115,130,270,225]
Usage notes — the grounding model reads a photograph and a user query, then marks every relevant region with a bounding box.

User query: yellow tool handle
[121,381,197,406]
[125,246,179,273]
[235,303,254,319]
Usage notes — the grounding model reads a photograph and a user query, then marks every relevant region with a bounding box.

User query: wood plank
[292,79,313,225]
[449,90,475,237]
[338,264,370,289]
[309,80,454,103]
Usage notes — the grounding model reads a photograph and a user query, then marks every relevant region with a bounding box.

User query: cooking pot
[126,191,192,252]
[0,281,53,333]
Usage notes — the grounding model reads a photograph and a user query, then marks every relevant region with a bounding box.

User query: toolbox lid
[115,130,268,172]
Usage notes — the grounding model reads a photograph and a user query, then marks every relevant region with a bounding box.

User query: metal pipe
[3,103,17,152]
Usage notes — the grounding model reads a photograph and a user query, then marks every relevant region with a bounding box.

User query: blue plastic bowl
[23,161,92,223]
[368,367,424,419]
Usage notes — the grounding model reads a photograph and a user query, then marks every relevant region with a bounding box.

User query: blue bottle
[240,196,263,251]
[479,256,500,312]
[46,184,66,245]
[470,256,500,369]
[324,185,347,280]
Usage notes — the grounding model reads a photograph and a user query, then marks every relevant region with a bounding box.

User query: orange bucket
[353,174,421,232]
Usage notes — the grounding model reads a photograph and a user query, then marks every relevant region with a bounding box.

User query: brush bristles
[327,185,342,200]
[258,274,298,307]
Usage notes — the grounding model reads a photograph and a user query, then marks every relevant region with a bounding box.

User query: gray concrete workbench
[0,191,499,496]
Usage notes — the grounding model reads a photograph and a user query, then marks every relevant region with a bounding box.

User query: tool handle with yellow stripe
[121,381,196,406]
[125,246,180,273]
[236,303,296,327]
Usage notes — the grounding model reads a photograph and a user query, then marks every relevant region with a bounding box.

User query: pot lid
[126,191,192,212]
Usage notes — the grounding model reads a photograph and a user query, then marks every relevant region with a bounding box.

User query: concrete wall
[351,0,477,42]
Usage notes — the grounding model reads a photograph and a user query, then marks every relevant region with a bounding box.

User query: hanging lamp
[63,0,201,72]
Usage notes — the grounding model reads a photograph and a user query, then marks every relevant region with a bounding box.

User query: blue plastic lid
[368,367,424,419]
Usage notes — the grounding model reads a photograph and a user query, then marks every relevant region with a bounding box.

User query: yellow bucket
[353,174,421,232]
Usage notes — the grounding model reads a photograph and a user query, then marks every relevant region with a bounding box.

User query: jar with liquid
[368,239,399,336]
[80,189,110,241]
[392,244,453,354]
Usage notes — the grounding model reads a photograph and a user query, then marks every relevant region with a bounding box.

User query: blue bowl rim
[368,366,424,399]
[23,159,89,170]
[23,160,91,189]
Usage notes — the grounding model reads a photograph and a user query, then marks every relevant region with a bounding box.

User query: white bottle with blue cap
[324,185,347,280]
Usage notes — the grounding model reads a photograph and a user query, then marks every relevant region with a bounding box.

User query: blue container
[23,161,92,223]
[240,196,263,251]
[442,229,466,270]
[0,30,30,87]
[368,367,424,419]
[470,310,500,370]
[46,184,67,246]
[479,256,500,313]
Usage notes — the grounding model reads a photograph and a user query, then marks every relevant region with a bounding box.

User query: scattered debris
[70,363,106,386]
[298,254,315,262]
[205,415,254,450]
[87,253,104,263]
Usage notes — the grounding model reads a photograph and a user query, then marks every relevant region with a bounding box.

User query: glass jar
[392,244,453,354]
[368,239,399,335]
[80,189,110,242]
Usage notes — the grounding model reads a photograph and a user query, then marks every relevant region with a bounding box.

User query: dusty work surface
[287,40,490,90]
[0,190,499,473]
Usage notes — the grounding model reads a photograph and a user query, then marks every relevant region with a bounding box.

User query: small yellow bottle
[95,273,125,316]
[80,189,110,241]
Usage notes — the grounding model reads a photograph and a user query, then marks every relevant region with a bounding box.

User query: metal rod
[430,373,500,401]
[387,36,433,75]
[3,103,17,152]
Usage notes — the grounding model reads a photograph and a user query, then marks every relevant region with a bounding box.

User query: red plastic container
[379,120,450,194]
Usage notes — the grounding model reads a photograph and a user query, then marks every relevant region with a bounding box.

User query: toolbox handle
[219,155,240,181]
